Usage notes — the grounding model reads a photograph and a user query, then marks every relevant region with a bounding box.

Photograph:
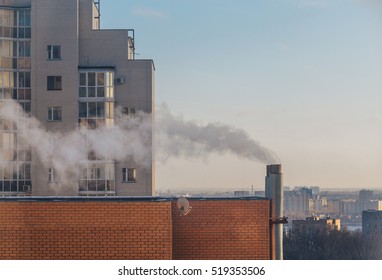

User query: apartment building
[292,216,341,232]
[362,210,382,236]
[0,0,155,196]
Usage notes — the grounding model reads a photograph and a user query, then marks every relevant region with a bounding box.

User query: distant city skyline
[102,0,382,190]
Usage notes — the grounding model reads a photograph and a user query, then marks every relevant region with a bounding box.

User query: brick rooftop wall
[172,199,271,260]
[0,198,271,260]
[0,200,172,260]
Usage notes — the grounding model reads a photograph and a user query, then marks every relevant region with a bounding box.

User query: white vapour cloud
[0,100,153,185]
[0,101,279,185]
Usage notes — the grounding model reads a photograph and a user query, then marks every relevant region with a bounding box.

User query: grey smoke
[0,100,152,186]
[156,104,279,164]
[0,101,279,183]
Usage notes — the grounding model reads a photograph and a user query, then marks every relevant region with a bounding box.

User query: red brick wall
[0,198,271,260]
[0,201,172,260]
[172,199,271,260]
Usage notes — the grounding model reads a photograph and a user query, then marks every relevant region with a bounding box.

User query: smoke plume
[0,100,279,184]
[156,104,279,164]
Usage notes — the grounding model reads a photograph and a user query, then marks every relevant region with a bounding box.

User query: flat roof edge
[0,196,269,202]
[78,66,116,70]
[0,6,31,9]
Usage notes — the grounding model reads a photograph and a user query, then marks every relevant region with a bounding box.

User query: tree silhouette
[284,228,382,260]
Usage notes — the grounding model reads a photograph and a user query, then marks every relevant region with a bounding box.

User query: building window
[78,101,106,118]
[47,76,62,90]
[48,168,59,183]
[19,72,31,88]
[78,163,115,193]
[122,168,136,182]
[0,8,32,194]
[48,169,53,182]
[48,107,62,121]
[0,162,31,193]
[78,71,113,98]
[19,41,31,57]
[122,107,136,116]
[78,101,114,129]
[47,45,61,60]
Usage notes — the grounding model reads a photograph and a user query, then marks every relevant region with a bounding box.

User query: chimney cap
[267,164,282,175]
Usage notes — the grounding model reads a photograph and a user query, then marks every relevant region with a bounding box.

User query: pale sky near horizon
[101,0,382,191]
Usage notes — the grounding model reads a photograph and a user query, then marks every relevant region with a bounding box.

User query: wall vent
[115,77,125,84]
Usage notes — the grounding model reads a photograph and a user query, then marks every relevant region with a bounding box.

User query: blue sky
[101,0,382,191]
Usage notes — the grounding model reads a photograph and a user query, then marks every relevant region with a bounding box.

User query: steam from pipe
[156,104,279,164]
[0,100,153,185]
[0,101,279,183]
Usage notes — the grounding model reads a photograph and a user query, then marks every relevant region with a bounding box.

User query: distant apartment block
[326,200,341,216]
[255,190,265,197]
[0,0,155,196]
[341,199,358,215]
[362,210,382,236]
[359,189,374,211]
[284,187,313,219]
[233,190,250,197]
[292,216,341,232]
[367,200,382,211]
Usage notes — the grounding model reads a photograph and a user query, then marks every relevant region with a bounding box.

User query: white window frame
[47,45,61,60]
[122,167,136,183]
[78,71,114,98]
[48,168,60,183]
[48,107,62,121]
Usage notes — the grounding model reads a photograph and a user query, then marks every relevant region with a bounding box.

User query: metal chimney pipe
[265,164,284,260]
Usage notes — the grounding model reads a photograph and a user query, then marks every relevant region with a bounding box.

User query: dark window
[88,102,97,117]
[122,107,136,116]
[48,168,54,182]
[79,102,87,118]
[18,72,30,88]
[88,73,96,86]
[79,73,86,86]
[47,45,61,59]
[47,76,62,90]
